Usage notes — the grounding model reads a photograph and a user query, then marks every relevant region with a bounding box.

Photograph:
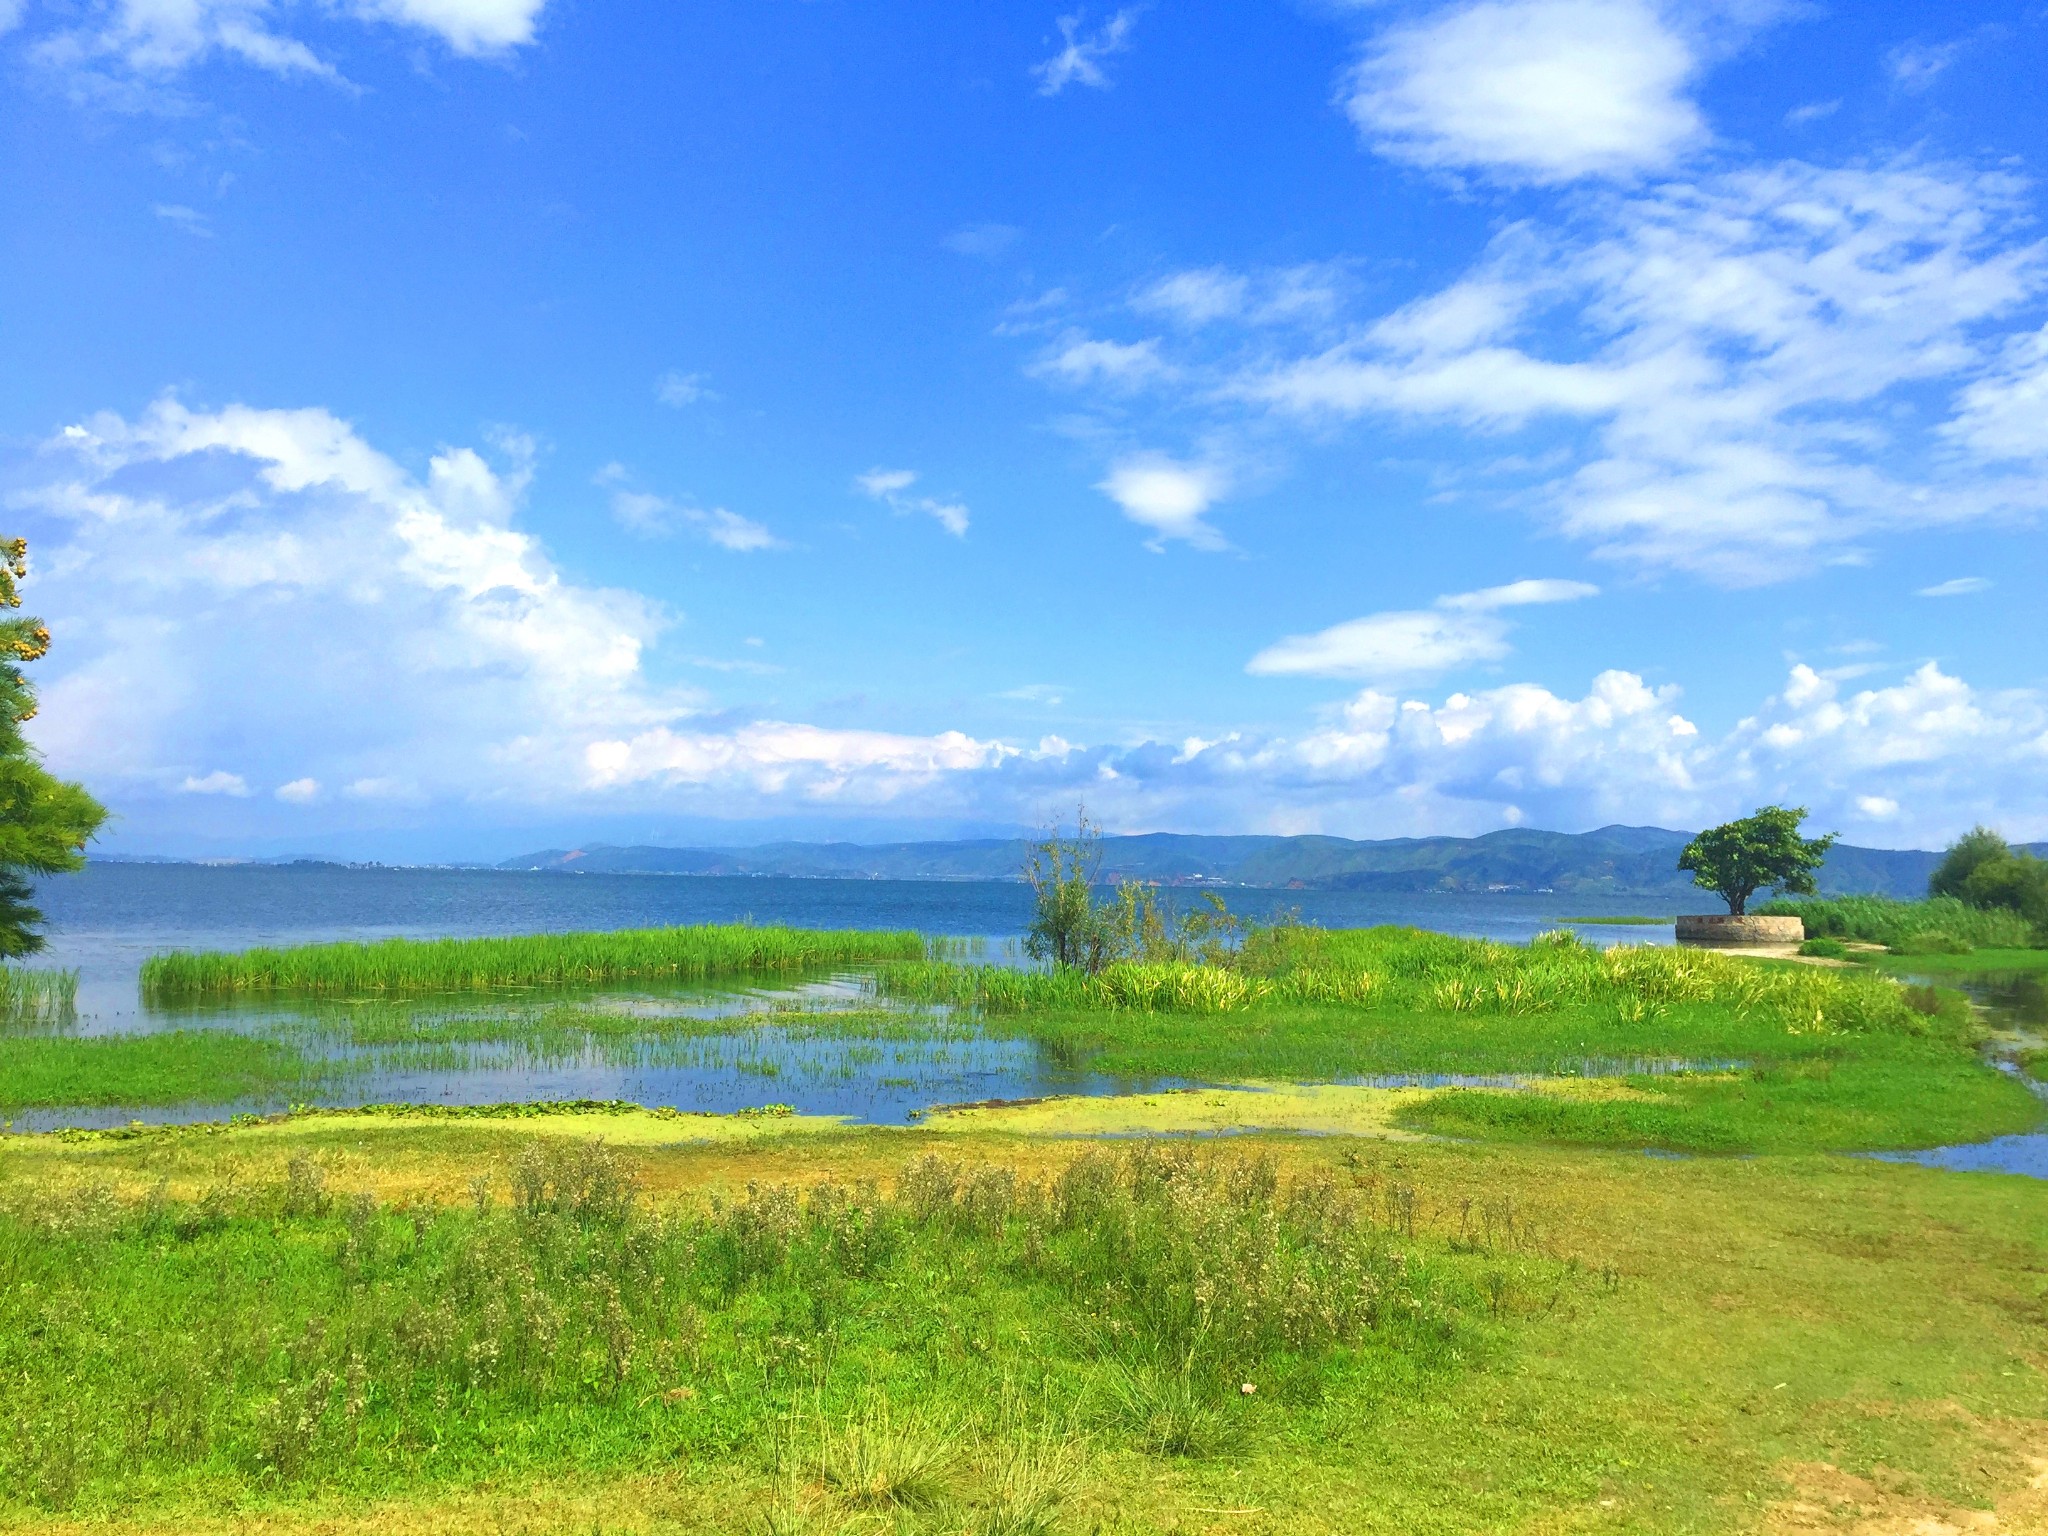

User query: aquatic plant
[139,923,928,998]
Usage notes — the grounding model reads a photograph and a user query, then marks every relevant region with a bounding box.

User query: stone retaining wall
[1674,914,1806,946]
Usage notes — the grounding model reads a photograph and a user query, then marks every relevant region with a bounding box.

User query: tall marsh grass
[0,967,77,1029]
[0,1140,1547,1511]
[139,923,928,999]
[1755,894,2040,950]
[880,927,1925,1034]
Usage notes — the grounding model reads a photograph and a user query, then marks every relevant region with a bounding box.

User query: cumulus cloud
[584,723,1013,799]
[1133,269,1249,327]
[275,777,320,803]
[1096,454,1229,550]
[1344,0,1706,185]
[1240,159,2048,582]
[1248,579,1597,681]
[1033,8,1138,96]
[855,467,969,537]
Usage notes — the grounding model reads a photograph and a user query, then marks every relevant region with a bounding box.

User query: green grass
[1755,893,2041,950]
[0,1032,330,1113]
[139,924,928,999]
[1393,1043,2037,1153]
[1862,946,2048,973]
[0,1140,1531,1515]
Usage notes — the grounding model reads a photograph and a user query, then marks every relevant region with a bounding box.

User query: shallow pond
[1874,967,2048,1178]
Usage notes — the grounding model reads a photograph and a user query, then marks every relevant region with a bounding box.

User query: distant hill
[498,826,2038,898]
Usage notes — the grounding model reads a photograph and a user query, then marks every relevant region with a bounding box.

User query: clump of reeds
[0,967,77,1029]
[1756,894,2039,950]
[138,923,928,999]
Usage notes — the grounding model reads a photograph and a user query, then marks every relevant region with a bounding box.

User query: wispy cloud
[1916,577,1991,598]
[1030,333,1172,390]
[600,470,782,552]
[654,370,713,408]
[24,0,547,100]
[1888,37,1964,93]
[1033,8,1139,96]
[943,223,1021,258]
[856,468,969,537]
[180,769,250,796]
[1248,579,1597,682]
[153,203,214,237]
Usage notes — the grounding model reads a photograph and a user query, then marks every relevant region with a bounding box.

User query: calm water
[1872,968,2048,1178]
[7,862,1681,1130]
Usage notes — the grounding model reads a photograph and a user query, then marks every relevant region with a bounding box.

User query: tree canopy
[1,538,107,957]
[1930,825,2048,929]
[1678,806,1836,917]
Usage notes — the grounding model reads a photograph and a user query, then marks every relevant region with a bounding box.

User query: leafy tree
[1678,805,1836,917]
[1929,825,2013,900]
[1962,855,2048,926]
[0,538,106,957]
[1023,807,1111,971]
[1022,808,1250,973]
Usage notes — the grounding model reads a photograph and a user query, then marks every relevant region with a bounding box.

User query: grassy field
[140,924,928,999]
[2,1111,2046,1534]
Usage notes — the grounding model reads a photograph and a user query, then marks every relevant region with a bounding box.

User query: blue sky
[4,0,2046,859]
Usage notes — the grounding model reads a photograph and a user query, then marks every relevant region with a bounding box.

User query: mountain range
[497,826,2040,899]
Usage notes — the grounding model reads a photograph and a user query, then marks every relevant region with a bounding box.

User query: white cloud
[999,683,1066,706]
[944,223,1021,258]
[1344,0,1706,185]
[347,0,545,55]
[1030,334,1171,390]
[1944,323,2048,463]
[1097,454,1229,550]
[180,770,250,796]
[855,468,969,537]
[1855,794,1900,821]
[26,0,545,91]
[153,204,214,237]
[15,398,686,817]
[1248,579,1596,681]
[1134,269,1249,327]
[1888,38,1962,93]
[1916,577,1991,598]
[1033,8,1137,96]
[600,467,781,551]
[654,371,712,408]
[1242,159,2048,583]
[1785,99,1839,126]
[585,724,1013,802]
[275,777,320,803]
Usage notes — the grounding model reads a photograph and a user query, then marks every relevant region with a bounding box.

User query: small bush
[1889,931,1975,957]
[1798,937,1850,959]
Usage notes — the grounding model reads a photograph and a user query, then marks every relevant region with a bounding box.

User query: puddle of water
[1868,966,2048,1178]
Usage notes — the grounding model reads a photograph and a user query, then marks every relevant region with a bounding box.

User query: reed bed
[1755,894,2040,950]
[139,924,928,999]
[879,928,1925,1034]
[0,967,77,1028]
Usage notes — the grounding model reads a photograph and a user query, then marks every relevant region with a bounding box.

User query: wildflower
[1240,1382,1256,1396]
